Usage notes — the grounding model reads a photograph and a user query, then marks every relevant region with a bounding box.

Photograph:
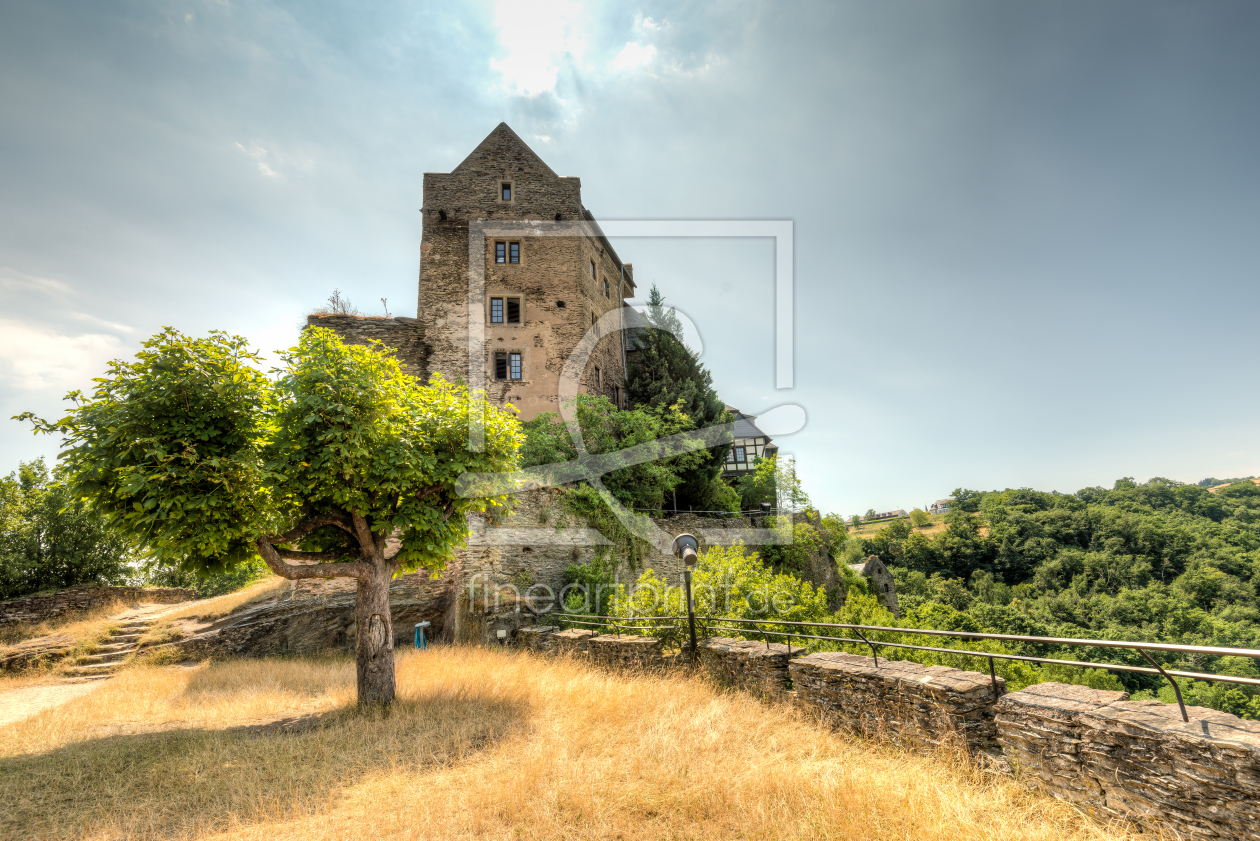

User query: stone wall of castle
[304,314,430,380]
[418,123,633,421]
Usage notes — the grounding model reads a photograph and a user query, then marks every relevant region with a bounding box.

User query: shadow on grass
[0,684,529,840]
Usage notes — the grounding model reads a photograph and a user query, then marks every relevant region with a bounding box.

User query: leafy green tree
[625,285,731,509]
[737,454,811,513]
[19,327,521,705]
[0,458,136,599]
[519,395,707,512]
[909,508,930,528]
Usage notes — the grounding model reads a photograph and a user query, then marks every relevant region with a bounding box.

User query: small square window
[509,242,519,264]
[509,352,522,380]
[501,182,512,201]
[490,297,504,323]
[506,297,521,323]
[495,242,506,264]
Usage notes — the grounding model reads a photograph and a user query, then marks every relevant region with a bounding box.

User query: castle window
[594,365,601,389]
[501,182,512,201]
[495,241,520,264]
[591,312,599,336]
[589,259,595,279]
[489,297,521,324]
[494,352,522,380]
[603,278,609,298]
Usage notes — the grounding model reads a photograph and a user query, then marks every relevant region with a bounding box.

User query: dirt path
[0,601,179,727]
[0,680,103,727]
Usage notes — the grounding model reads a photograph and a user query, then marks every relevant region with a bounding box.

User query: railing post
[684,567,698,657]
[1137,650,1190,722]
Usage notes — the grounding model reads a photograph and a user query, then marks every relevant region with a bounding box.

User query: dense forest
[852,477,1260,716]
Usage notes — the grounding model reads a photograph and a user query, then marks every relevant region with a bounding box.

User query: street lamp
[672,533,700,657]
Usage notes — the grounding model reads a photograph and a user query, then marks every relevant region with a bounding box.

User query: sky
[1,0,1257,516]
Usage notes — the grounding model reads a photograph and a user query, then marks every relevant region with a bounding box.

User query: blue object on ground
[414,621,431,650]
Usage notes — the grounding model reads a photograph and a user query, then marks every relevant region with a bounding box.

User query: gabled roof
[451,122,559,177]
[726,407,770,441]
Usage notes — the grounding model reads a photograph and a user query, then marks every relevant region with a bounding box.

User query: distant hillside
[847,477,1260,719]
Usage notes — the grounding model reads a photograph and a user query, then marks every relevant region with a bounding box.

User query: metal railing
[540,611,1260,723]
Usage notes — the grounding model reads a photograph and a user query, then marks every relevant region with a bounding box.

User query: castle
[310,122,635,421]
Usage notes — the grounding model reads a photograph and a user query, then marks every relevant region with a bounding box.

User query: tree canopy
[625,284,732,510]
[0,458,136,599]
[19,327,521,704]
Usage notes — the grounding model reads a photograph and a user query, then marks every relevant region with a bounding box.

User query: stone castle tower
[310,123,636,421]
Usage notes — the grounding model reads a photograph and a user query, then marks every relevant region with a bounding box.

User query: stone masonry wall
[790,651,1006,758]
[589,633,663,671]
[996,682,1260,839]
[304,314,430,381]
[419,123,631,421]
[697,637,801,701]
[0,586,196,629]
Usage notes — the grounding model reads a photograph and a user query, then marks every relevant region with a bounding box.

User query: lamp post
[672,533,700,657]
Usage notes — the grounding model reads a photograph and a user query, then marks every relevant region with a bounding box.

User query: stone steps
[57,613,161,679]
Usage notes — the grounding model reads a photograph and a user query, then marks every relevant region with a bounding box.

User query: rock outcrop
[155,569,462,660]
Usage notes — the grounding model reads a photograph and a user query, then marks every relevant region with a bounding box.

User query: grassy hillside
[0,647,1139,841]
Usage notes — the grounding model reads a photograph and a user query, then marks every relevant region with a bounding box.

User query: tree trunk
[355,559,396,706]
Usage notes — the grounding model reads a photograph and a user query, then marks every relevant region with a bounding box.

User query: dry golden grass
[0,645,1151,841]
[153,577,290,624]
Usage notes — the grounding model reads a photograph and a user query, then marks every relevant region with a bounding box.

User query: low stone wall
[549,628,598,656]
[789,652,1005,758]
[589,634,663,671]
[996,682,1260,839]
[513,625,558,652]
[0,586,197,628]
[697,637,800,700]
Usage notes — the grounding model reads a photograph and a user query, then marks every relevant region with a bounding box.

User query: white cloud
[635,15,664,32]
[234,141,282,178]
[611,41,657,72]
[0,266,72,298]
[0,319,127,391]
[69,312,134,333]
[489,0,586,96]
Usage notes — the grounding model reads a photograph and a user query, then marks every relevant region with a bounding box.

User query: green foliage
[870,476,1260,717]
[612,543,833,647]
[138,556,271,598]
[625,285,732,509]
[560,553,620,616]
[909,508,930,528]
[520,395,705,513]
[18,327,522,579]
[559,484,653,569]
[736,454,811,513]
[0,458,136,599]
